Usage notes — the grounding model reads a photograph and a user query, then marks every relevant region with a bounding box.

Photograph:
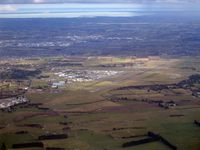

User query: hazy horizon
[0,2,200,18]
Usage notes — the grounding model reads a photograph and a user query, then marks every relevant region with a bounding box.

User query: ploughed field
[0,56,200,150]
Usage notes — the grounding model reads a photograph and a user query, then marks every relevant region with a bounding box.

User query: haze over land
[1,14,200,57]
[0,0,200,57]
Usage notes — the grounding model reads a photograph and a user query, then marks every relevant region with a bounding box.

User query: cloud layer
[0,0,199,18]
[0,0,199,4]
[0,5,17,12]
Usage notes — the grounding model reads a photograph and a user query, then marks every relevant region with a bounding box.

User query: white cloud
[0,5,17,13]
[0,0,200,4]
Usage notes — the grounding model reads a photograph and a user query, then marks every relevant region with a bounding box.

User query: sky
[0,0,199,18]
[0,0,200,4]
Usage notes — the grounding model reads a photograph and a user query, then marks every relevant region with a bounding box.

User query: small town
[0,96,29,111]
[54,69,122,83]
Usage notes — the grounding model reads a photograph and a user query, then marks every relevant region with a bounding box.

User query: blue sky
[0,0,199,18]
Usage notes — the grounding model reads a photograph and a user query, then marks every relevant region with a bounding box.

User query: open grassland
[0,56,200,150]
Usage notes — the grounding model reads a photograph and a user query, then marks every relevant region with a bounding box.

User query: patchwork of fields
[0,56,200,150]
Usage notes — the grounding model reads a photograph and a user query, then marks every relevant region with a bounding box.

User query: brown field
[0,56,200,150]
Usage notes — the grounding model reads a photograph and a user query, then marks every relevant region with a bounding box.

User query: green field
[0,56,200,150]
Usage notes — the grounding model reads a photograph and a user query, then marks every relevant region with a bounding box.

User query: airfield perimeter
[0,56,200,150]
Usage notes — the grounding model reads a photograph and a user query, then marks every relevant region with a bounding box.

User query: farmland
[0,56,200,150]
